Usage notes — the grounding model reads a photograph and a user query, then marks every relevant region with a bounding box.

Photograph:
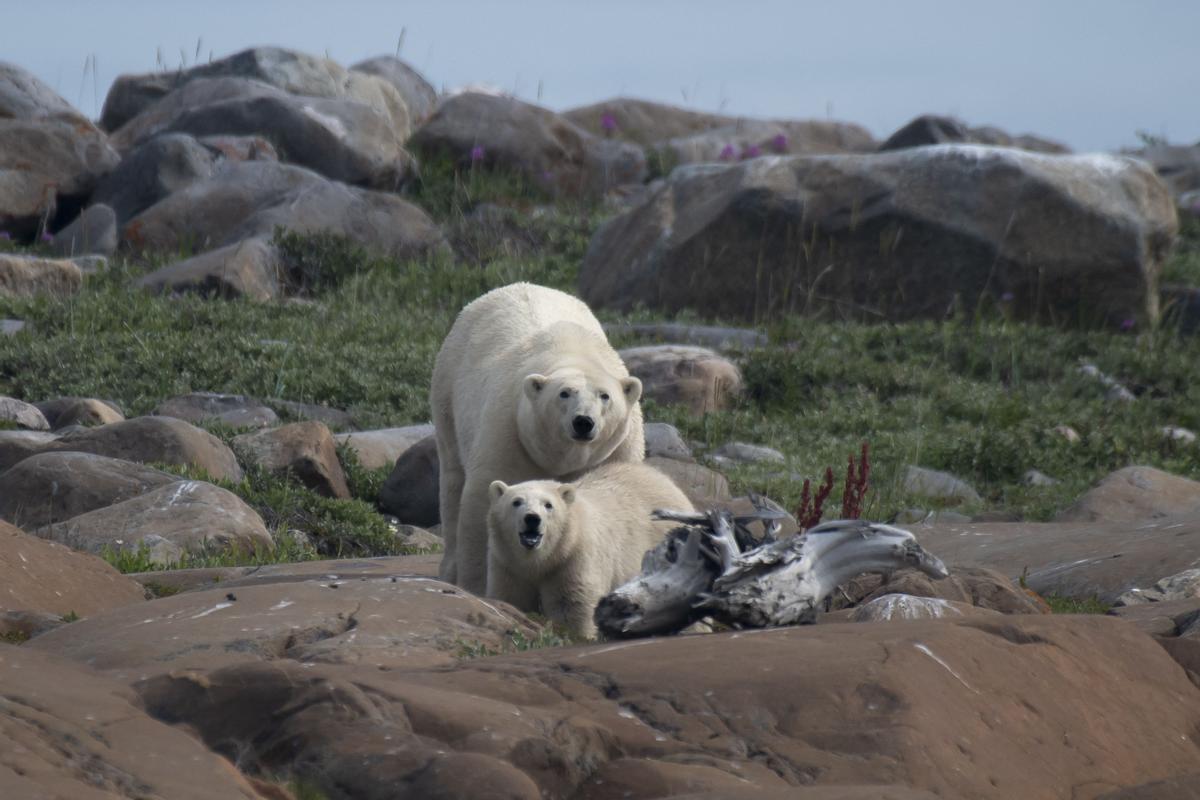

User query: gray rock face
[233,421,350,499]
[903,465,982,505]
[880,114,1070,154]
[155,391,278,429]
[378,434,439,526]
[37,480,272,563]
[34,397,124,429]
[334,423,435,470]
[0,451,178,530]
[49,204,118,257]
[604,321,767,351]
[713,441,785,464]
[135,236,283,301]
[352,55,438,122]
[651,118,878,169]
[581,146,1176,326]
[618,344,743,416]
[110,76,412,189]
[409,92,646,200]
[122,160,446,261]
[0,415,245,482]
[102,46,412,138]
[643,422,692,461]
[849,594,995,622]
[0,63,120,240]
[0,396,49,430]
[1058,465,1200,522]
[92,133,218,225]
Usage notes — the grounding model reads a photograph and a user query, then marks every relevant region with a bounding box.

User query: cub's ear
[558,484,577,505]
[523,374,548,400]
[489,481,508,501]
[620,376,643,403]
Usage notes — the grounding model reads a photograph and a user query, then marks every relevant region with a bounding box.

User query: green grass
[456,620,579,660]
[0,630,30,645]
[1044,595,1112,615]
[1164,214,1200,286]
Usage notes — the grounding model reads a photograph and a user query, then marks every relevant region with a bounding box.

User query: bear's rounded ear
[523,374,548,400]
[558,484,577,505]
[489,480,508,501]
[620,376,643,403]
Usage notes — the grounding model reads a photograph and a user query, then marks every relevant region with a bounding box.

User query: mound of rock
[409,92,646,200]
[0,62,120,240]
[880,113,1070,154]
[581,146,1176,326]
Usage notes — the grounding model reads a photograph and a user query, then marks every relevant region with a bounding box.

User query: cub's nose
[523,513,541,529]
[572,415,595,437]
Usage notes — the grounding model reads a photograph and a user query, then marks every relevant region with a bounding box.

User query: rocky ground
[3,46,1200,799]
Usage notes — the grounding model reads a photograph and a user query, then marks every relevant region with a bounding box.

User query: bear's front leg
[541,574,601,640]
[455,476,495,595]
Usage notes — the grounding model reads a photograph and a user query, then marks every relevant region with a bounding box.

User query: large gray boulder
[101,46,411,137]
[880,114,1070,154]
[409,92,646,200]
[123,160,445,262]
[0,62,120,240]
[580,146,1177,326]
[352,55,438,122]
[91,133,218,225]
[110,76,412,189]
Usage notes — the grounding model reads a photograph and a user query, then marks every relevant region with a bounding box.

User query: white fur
[486,462,693,639]
[431,282,645,594]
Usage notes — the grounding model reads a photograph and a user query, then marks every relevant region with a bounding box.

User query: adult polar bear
[431,282,645,594]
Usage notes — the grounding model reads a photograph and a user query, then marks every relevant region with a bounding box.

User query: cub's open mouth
[519,530,543,549]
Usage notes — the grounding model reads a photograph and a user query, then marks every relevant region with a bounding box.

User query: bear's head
[488,479,577,570]
[518,367,642,475]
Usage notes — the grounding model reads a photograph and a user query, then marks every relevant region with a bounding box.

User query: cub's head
[488,479,576,567]
[518,367,642,473]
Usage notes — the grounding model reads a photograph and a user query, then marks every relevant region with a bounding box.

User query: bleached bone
[594,526,718,638]
[699,519,949,628]
[595,512,949,639]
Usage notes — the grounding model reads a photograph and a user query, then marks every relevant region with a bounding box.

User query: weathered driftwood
[595,504,950,639]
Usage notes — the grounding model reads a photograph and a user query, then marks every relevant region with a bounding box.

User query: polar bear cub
[487,462,694,638]
[432,282,645,595]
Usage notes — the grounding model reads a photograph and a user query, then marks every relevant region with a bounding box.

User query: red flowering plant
[795,442,870,532]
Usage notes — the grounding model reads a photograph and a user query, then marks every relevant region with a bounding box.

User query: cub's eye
[559,390,570,399]
[544,502,553,510]
[511,499,522,507]
[600,393,610,402]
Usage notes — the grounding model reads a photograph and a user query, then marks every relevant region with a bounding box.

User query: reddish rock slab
[912,513,1200,603]
[0,520,144,619]
[133,616,1200,799]
[0,645,270,799]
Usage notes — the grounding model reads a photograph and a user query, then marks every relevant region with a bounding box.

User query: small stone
[712,441,785,465]
[394,524,442,553]
[1051,425,1081,444]
[643,422,692,461]
[233,421,350,499]
[50,204,117,257]
[902,465,982,505]
[1162,426,1197,445]
[335,424,435,471]
[155,392,278,429]
[618,344,743,416]
[1,319,26,336]
[35,397,124,429]
[1023,469,1060,487]
[0,254,83,298]
[1078,363,1136,402]
[379,435,439,526]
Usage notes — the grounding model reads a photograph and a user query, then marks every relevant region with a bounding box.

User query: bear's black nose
[572,415,595,437]
[523,513,541,529]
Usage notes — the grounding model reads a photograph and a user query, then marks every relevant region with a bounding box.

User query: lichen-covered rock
[581,146,1176,326]
[234,421,350,498]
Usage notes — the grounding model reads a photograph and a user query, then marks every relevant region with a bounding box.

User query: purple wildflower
[40,231,53,243]
[718,144,736,161]
[469,144,485,163]
[741,144,761,160]
[600,111,618,134]
[0,231,10,240]
[1000,291,1015,303]
[771,133,788,153]
[1119,317,1136,332]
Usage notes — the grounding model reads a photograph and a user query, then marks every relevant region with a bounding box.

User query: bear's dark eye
[544,501,553,510]
[512,499,522,507]
[559,390,570,399]
[600,393,610,402]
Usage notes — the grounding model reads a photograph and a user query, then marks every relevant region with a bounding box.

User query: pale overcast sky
[2,0,1196,152]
